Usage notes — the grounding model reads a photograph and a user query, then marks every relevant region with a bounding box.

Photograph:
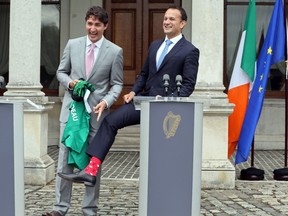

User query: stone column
[191,0,236,188]
[3,0,54,185]
[5,0,43,99]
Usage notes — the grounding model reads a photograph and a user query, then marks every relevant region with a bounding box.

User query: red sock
[84,156,102,176]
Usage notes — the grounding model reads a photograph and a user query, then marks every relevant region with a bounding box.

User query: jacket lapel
[152,40,163,71]
[78,37,86,79]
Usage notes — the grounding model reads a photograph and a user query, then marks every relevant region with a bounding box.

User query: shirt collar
[86,36,105,48]
[165,34,183,45]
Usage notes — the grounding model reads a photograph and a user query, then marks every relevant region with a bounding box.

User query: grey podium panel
[0,102,24,216]
[148,102,194,215]
[0,104,15,215]
[139,101,202,216]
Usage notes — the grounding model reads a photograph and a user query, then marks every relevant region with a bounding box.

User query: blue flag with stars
[235,0,286,164]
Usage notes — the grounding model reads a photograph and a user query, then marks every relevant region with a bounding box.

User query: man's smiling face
[86,15,107,43]
[162,8,186,39]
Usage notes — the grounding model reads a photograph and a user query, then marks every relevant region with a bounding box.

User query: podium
[0,99,44,215]
[0,100,24,216]
[136,97,203,216]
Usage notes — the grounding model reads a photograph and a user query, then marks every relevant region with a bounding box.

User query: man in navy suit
[58,5,199,186]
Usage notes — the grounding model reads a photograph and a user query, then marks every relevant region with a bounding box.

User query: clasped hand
[123,91,135,103]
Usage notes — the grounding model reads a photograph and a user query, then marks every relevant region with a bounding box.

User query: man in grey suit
[42,6,123,216]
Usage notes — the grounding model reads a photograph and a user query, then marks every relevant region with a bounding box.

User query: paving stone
[24,147,288,215]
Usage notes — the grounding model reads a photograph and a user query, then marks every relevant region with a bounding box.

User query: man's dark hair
[85,6,109,25]
[168,5,187,21]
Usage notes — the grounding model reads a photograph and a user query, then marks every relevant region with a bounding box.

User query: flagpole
[273,0,288,180]
[285,60,288,167]
[284,0,288,168]
[251,137,254,167]
[273,61,288,180]
[235,0,262,180]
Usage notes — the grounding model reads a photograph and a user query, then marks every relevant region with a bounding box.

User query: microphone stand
[175,75,182,97]
[163,74,170,97]
[163,81,169,97]
[176,83,181,97]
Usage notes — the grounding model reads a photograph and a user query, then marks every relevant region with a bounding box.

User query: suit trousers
[87,102,140,161]
[53,122,101,216]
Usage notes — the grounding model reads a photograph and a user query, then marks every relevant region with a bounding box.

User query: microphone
[176,75,182,96]
[163,74,170,96]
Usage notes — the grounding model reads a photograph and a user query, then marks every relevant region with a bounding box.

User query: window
[224,0,287,98]
[41,2,60,95]
[0,0,60,96]
[0,1,9,92]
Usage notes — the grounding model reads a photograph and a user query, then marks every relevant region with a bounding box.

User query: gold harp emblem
[163,111,181,139]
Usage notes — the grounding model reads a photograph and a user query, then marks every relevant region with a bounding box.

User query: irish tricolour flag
[228,0,256,158]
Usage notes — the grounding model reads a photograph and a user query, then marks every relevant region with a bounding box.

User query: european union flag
[235,0,286,164]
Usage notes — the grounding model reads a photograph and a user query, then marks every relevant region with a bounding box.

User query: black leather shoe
[58,170,96,186]
[42,210,62,216]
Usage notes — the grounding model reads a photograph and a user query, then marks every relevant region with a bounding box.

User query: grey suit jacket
[57,36,123,130]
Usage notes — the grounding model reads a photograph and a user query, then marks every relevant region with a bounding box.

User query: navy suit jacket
[132,36,199,97]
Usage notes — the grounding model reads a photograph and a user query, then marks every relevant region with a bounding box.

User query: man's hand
[123,91,135,103]
[69,79,80,89]
[93,100,107,121]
